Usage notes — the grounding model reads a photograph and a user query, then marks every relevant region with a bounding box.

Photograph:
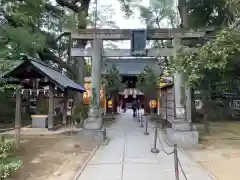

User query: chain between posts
[155,127,188,180]
[156,130,174,155]
[178,156,188,180]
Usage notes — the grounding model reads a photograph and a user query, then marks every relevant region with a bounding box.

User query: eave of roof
[2,58,85,93]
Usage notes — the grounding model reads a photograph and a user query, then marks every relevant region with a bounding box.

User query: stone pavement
[77,109,215,180]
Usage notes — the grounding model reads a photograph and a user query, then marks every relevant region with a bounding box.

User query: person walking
[122,99,126,113]
[132,99,137,117]
[137,99,140,116]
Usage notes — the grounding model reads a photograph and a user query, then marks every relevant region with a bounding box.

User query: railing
[136,113,188,180]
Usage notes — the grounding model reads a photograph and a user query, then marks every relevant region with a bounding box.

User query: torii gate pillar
[82,38,106,142]
[166,38,198,148]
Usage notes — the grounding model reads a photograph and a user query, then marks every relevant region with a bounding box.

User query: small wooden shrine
[2,56,85,131]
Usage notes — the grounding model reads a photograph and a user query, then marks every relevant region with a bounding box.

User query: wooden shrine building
[101,57,162,113]
[2,56,85,131]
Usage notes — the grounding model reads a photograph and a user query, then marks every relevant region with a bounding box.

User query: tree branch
[56,0,81,12]
[38,48,74,74]
[1,7,74,74]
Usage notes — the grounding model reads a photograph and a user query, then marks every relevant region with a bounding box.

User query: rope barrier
[152,126,188,180]
[157,131,174,155]
[178,157,188,180]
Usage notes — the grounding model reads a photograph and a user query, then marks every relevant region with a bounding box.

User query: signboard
[131,30,147,56]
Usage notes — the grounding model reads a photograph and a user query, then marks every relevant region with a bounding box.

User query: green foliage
[103,65,125,98]
[187,0,231,28]
[138,0,178,28]
[88,4,119,28]
[0,60,22,74]
[72,104,89,123]
[0,0,48,59]
[117,0,136,17]
[226,0,240,19]
[169,27,240,91]
[0,136,22,179]
[136,66,158,99]
[0,60,23,91]
[0,0,71,66]
[0,91,15,123]
[169,0,240,91]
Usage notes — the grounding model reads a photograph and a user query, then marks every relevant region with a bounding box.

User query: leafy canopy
[103,64,125,97]
[170,25,240,86]
[167,0,240,92]
[136,66,158,98]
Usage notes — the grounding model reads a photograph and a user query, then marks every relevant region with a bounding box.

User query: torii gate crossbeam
[64,27,213,40]
[71,47,197,57]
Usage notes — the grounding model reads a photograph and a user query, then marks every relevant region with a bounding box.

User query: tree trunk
[203,113,210,134]
[15,90,21,150]
[73,43,86,107]
[72,0,91,108]
[144,96,150,114]
[191,89,197,122]
[201,93,213,134]
[113,95,118,114]
[178,0,189,28]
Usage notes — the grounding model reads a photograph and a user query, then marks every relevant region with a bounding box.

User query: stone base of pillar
[166,121,199,148]
[84,107,103,129]
[78,127,107,144]
[79,107,107,144]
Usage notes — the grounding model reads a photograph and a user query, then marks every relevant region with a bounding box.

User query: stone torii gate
[64,27,211,147]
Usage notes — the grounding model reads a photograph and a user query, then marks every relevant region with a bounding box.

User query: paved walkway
[77,109,214,180]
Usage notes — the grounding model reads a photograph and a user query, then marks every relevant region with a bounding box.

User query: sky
[97,0,178,29]
[96,0,150,48]
[94,0,178,48]
[99,0,149,29]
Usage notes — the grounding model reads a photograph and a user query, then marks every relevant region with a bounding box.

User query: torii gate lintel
[64,27,213,40]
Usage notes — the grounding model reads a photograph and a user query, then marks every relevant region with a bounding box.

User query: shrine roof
[101,58,162,76]
[2,57,85,92]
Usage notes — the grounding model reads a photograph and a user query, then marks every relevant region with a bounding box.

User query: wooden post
[48,85,54,130]
[62,91,68,126]
[15,89,22,150]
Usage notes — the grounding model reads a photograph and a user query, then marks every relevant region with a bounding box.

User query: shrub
[72,104,89,124]
[0,136,22,180]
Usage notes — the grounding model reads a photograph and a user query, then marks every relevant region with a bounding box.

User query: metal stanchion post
[151,125,159,153]
[138,112,140,122]
[140,113,144,127]
[174,143,179,180]
[144,117,149,135]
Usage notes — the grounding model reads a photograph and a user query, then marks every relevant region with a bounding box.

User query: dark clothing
[132,100,137,117]
[122,99,126,113]
[132,100,137,110]
[137,101,140,110]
